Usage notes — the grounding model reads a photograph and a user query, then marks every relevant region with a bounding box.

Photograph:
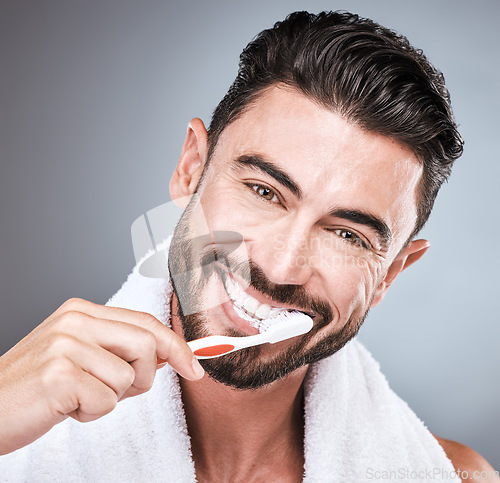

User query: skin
[0,299,205,455]
[0,84,496,481]
[170,85,498,481]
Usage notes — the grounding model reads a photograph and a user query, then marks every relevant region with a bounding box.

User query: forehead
[210,85,423,247]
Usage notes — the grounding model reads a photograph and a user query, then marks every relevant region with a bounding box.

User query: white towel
[0,246,457,482]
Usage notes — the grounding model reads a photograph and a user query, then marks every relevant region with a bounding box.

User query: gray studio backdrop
[1,0,499,469]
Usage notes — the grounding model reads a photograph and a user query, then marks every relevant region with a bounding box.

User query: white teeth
[269,308,283,318]
[233,304,260,329]
[225,277,236,298]
[223,274,245,307]
[254,303,271,319]
[222,272,289,323]
[234,290,247,307]
[243,297,260,317]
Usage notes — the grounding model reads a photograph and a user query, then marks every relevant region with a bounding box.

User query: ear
[370,239,430,308]
[169,118,208,206]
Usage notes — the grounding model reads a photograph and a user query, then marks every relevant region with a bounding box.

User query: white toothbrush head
[259,310,313,343]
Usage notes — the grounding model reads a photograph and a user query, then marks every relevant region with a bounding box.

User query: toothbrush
[188,310,313,359]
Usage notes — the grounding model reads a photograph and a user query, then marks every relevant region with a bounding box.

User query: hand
[0,298,204,455]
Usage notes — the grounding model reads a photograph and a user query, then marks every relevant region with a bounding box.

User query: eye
[330,228,370,250]
[249,184,280,203]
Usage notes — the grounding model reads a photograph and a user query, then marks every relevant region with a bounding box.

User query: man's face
[169,85,423,389]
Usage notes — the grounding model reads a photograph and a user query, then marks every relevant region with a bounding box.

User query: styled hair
[206,11,464,241]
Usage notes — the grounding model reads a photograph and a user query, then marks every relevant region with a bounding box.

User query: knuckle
[101,392,118,416]
[46,333,78,356]
[120,364,136,388]
[53,310,87,332]
[132,371,155,395]
[92,389,118,418]
[138,311,159,327]
[61,297,89,312]
[139,330,157,354]
[80,391,118,422]
[41,357,78,389]
[127,328,157,361]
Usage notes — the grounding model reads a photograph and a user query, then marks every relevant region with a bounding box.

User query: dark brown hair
[206,11,464,241]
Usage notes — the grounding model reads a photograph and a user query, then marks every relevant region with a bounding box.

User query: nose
[252,220,314,286]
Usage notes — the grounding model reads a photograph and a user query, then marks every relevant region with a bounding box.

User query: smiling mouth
[220,271,313,331]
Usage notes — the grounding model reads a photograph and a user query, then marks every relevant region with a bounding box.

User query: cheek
[321,255,382,326]
[199,182,268,234]
[303,258,379,351]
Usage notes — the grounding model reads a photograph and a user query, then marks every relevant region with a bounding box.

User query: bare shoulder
[434,434,500,482]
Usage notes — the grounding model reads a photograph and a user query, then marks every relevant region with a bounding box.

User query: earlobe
[370,239,430,307]
[169,118,208,204]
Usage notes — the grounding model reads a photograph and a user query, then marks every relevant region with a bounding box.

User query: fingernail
[157,362,167,369]
[192,357,205,379]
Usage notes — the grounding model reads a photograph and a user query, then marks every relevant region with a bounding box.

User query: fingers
[48,300,205,382]
[52,363,121,423]
[154,330,206,381]
[46,300,206,404]
[0,297,205,456]
[41,310,205,416]
[44,334,138,400]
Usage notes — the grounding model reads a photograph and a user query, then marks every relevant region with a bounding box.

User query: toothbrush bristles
[258,310,298,333]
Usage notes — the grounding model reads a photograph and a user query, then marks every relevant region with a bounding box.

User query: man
[0,10,497,482]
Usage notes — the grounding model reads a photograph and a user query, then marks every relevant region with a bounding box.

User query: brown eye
[252,184,279,203]
[331,229,369,250]
[257,186,273,200]
[341,230,356,241]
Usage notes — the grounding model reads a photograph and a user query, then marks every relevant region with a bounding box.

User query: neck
[171,295,308,481]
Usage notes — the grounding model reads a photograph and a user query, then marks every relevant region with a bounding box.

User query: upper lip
[217,264,317,319]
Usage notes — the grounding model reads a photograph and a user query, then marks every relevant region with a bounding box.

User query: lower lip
[215,272,260,336]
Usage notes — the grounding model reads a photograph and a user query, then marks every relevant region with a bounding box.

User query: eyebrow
[328,208,393,249]
[232,154,392,249]
[232,154,303,199]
